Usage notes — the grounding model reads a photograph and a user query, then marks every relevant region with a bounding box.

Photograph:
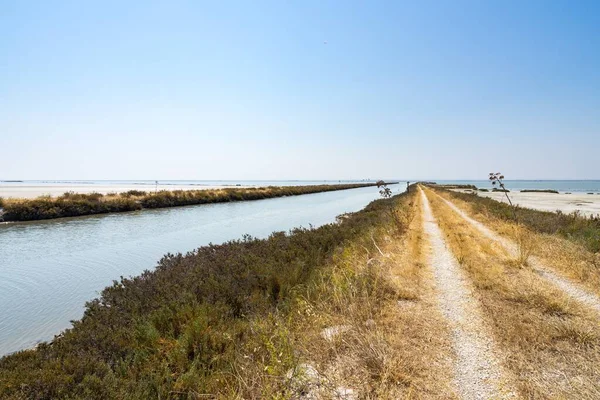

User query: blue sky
[1,1,599,180]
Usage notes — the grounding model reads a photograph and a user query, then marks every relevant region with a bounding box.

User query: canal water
[0,184,403,355]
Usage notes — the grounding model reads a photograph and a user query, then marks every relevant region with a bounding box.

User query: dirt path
[425,186,600,398]
[434,191,600,314]
[420,188,513,399]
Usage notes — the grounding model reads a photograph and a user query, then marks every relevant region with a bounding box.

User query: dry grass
[512,223,537,267]
[281,190,457,399]
[424,187,600,398]
[435,189,600,298]
[390,201,416,236]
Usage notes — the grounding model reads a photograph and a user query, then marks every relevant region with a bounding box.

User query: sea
[1,179,598,193]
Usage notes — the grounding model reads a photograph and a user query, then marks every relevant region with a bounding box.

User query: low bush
[3,197,141,221]
[520,189,559,194]
[60,191,105,201]
[122,190,147,197]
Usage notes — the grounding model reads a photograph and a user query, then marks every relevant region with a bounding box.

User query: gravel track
[435,191,600,315]
[420,189,513,400]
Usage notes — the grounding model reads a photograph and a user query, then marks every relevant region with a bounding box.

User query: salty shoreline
[453,189,600,217]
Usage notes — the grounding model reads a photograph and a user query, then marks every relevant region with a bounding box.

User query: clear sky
[1,1,599,180]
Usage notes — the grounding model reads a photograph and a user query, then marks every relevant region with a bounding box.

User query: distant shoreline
[0,183,250,199]
[0,180,384,199]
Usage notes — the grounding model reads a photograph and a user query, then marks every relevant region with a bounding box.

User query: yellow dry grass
[282,190,457,399]
[424,186,600,399]
[435,189,600,298]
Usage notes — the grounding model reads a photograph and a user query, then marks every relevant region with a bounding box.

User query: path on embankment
[415,186,600,399]
[430,189,600,315]
[419,187,515,399]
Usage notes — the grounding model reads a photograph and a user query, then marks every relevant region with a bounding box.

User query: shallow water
[0,185,402,356]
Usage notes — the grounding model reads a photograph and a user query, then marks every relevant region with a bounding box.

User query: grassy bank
[425,187,600,398]
[0,183,392,222]
[443,188,600,253]
[0,190,416,399]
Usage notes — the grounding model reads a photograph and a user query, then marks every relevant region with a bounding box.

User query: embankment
[0,190,414,398]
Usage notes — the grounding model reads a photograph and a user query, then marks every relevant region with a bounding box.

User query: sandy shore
[453,190,600,217]
[0,184,251,199]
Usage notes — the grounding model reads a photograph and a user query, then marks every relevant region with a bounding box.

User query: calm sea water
[0,184,403,356]
[0,179,374,187]
[1,179,597,192]
[433,180,600,193]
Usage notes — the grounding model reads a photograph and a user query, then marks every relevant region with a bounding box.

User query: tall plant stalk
[489,172,516,221]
